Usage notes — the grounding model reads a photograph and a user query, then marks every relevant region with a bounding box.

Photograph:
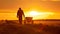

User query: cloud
[0,0,60,12]
[0,0,20,9]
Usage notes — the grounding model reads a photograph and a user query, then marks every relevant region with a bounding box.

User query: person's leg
[19,17,22,24]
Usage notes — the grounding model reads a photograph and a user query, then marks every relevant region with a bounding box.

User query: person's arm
[23,12,25,17]
[22,10,25,17]
[17,10,19,18]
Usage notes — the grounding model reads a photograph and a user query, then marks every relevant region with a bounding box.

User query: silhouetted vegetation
[0,20,60,34]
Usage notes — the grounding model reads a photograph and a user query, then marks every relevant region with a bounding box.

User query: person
[17,8,25,24]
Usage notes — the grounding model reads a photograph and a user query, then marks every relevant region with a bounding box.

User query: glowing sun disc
[29,11,39,17]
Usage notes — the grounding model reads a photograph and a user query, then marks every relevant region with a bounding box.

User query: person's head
[19,8,21,10]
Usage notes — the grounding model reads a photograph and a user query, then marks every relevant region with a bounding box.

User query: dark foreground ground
[0,20,60,34]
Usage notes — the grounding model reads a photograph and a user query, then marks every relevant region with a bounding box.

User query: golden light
[28,10,54,20]
[29,10,39,17]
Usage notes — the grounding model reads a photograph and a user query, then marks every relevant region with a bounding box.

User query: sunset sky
[0,0,60,20]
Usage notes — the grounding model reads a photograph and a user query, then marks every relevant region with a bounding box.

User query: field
[0,20,60,34]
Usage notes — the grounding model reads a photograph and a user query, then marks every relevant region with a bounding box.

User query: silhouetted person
[17,8,25,24]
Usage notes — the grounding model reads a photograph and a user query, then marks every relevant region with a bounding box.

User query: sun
[29,10,39,17]
[28,10,54,19]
